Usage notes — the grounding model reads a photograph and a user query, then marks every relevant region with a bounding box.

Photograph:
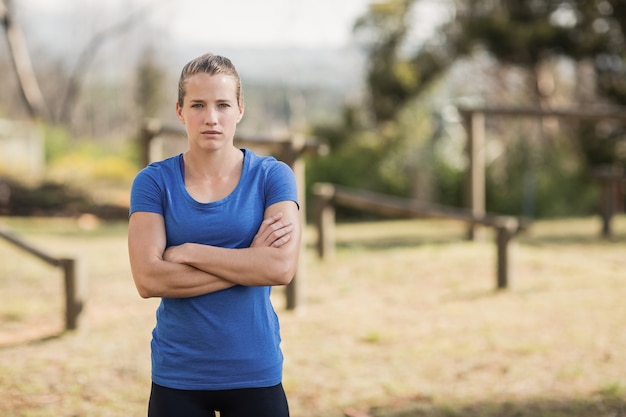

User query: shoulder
[131,155,181,196]
[133,155,179,182]
[244,149,292,175]
[140,154,179,175]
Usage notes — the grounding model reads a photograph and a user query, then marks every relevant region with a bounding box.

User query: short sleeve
[265,161,299,210]
[129,167,164,216]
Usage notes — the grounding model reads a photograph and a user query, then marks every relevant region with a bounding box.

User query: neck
[183,147,242,179]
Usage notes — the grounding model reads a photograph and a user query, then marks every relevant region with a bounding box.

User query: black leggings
[147,382,290,417]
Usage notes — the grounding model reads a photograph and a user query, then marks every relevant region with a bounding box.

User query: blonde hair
[177,53,243,107]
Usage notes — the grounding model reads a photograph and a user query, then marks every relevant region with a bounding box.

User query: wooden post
[59,257,86,331]
[279,135,307,311]
[495,218,518,290]
[0,227,87,330]
[312,183,336,260]
[311,182,524,290]
[138,118,162,167]
[463,110,486,241]
[595,165,623,239]
[600,178,614,239]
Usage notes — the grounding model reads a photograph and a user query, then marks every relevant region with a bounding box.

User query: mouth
[201,130,221,135]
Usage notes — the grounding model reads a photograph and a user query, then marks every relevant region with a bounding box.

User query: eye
[218,102,231,108]
[191,103,204,108]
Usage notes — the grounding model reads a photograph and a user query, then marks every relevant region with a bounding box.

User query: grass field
[0,215,625,417]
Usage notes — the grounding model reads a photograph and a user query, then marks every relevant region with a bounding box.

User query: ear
[176,102,185,124]
[237,105,245,124]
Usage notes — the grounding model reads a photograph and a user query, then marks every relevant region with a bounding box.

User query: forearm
[128,211,242,299]
[167,244,298,287]
[130,256,236,298]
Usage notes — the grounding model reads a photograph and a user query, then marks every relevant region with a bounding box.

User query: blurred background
[1,2,626,416]
[2,0,623,220]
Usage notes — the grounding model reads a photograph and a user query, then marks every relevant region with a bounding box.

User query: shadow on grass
[334,236,469,252]
[519,232,626,246]
[0,323,66,350]
[357,392,626,417]
[317,228,625,254]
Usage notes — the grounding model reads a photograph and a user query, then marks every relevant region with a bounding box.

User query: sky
[167,0,371,48]
[18,0,449,49]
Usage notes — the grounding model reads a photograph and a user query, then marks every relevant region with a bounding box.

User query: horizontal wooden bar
[457,105,626,122]
[0,227,61,266]
[318,183,525,232]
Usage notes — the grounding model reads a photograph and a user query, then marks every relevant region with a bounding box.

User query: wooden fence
[457,105,626,239]
[312,183,530,290]
[0,226,85,331]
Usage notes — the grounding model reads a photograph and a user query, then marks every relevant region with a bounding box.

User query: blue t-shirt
[129,149,298,390]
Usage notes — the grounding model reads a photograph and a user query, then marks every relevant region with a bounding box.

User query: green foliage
[306,129,393,191]
[49,152,137,184]
[485,137,599,218]
[42,124,72,164]
[354,0,450,123]
[323,0,626,223]
[432,158,464,208]
[456,1,612,62]
[41,124,138,188]
[577,121,626,166]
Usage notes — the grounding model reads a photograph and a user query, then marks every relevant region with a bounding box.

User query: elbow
[132,273,160,299]
[136,286,155,299]
[271,259,298,286]
[273,272,294,287]
[272,248,300,286]
[135,282,155,299]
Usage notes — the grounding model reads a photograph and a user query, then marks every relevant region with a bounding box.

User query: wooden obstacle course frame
[458,105,626,239]
[0,226,85,331]
[312,183,528,290]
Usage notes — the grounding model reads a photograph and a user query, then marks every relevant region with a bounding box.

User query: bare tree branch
[57,3,154,125]
[1,0,50,120]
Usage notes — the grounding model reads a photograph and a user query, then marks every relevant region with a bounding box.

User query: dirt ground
[0,215,625,417]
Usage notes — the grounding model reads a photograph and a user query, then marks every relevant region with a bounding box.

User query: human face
[176,73,244,152]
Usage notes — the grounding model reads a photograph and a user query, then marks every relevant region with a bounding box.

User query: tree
[0,0,49,120]
[334,0,626,217]
[1,0,153,130]
[353,0,456,124]
[355,0,626,163]
[356,0,626,116]
[56,4,151,127]
[451,0,626,168]
[134,47,166,121]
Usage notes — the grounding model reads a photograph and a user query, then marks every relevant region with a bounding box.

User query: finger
[255,213,282,235]
[252,222,293,248]
[267,223,293,242]
[262,212,283,225]
[258,219,291,242]
[271,234,291,248]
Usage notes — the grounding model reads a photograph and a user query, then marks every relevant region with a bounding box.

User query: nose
[204,108,218,125]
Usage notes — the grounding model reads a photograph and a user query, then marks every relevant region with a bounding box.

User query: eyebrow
[188,98,233,104]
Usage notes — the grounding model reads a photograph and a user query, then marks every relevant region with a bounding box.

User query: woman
[128,52,301,417]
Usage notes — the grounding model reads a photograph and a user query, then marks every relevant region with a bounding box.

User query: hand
[251,212,293,248]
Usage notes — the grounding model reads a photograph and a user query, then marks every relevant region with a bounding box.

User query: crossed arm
[128,200,301,299]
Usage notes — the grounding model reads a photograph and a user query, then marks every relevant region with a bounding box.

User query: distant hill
[17,3,367,94]
[9,4,370,135]
[175,44,367,92]
[170,44,369,133]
